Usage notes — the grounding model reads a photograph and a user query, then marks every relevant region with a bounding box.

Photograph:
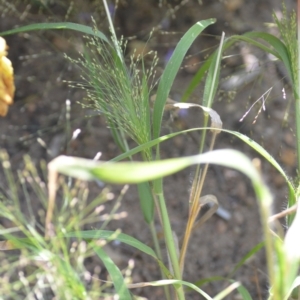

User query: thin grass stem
[149,221,171,300]
[156,192,185,300]
[179,131,218,273]
[103,0,122,61]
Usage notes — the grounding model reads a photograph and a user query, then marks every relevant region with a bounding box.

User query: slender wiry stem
[103,0,123,62]
[179,131,218,273]
[157,192,185,300]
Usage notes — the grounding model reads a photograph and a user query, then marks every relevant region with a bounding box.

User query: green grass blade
[118,126,294,202]
[288,277,300,300]
[182,31,291,104]
[152,19,215,139]
[137,182,154,224]
[49,127,294,203]
[183,276,251,300]
[283,204,300,295]
[112,128,215,162]
[226,130,296,210]
[202,32,225,108]
[213,282,240,300]
[113,127,294,205]
[65,230,172,278]
[0,22,110,44]
[50,155,192,183]
[138,279,214,300]
[193,276,225,288]
[242,32,293,84]
[181,37,237,103]
[236,285,253,300]
[181,55,212,102]
[65,230,157,258]
[50,149,265,188]
[93,245,132,300]
[228,242,264,278]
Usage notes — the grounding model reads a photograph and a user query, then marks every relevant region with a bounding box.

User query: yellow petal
[0,56,15,104]
[0,100,8,116]
[0,37,8,57]
[0,37,15,116]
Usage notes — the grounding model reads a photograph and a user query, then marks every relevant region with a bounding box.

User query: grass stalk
[103,0,122,62]
[157,192,185,300]
[149,221,171,300]
[179,130,218,273]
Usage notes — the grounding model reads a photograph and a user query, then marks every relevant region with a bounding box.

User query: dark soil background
[0,0,298,299]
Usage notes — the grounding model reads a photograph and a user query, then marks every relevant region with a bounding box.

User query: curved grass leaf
[93,245,132,300]
[132,279,213,300]
[49,149,267,196]
[110,127,295,210]
[283,204,300,295]
[193,276,225,288]
[65,230,157,258]
[49,126,294,205]
[236,285,253,300]
[213,282,240,300]
[182,31,291,104]
[0,22,110,44]
[242,32,292,85]
[193,277,252,300]
[152,19,215,139]
[289,277,300,300]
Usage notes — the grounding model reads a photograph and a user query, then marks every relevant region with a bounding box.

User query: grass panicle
[72,33,156,162]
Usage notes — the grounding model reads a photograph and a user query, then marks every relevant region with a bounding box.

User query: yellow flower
[0,37,15,116]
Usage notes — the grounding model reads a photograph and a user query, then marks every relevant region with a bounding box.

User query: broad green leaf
[152,19,215,139]
[93,245,132,300]
[0,22,110,44]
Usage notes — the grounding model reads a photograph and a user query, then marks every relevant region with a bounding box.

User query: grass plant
[0,0,300,299]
